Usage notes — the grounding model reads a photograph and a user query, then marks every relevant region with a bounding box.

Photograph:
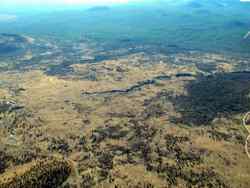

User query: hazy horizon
[0,0,213,10]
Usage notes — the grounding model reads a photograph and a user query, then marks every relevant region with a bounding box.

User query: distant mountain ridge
[87,6,111,12]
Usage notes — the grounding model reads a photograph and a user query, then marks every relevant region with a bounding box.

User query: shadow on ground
[170,72,250,126]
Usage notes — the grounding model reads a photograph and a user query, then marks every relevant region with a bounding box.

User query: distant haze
[1,0,144,6]
[0,14,16,22]
[0,0,199,7]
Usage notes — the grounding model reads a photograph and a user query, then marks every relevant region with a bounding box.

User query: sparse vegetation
[0,34,250,187]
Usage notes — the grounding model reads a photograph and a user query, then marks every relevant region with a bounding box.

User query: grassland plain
[0,34,250,187]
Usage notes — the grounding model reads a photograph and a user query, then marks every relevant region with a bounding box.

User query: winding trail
[245,135,250,159]
[242,112,250,159]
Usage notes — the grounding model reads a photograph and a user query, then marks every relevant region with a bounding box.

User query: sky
[0,0,203,9]
[0,0,158,19]
[0,0,151,13]
[0,0,144,6]
[1,0,249,8]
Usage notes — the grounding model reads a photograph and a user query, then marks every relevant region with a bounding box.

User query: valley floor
[0,35,250,187]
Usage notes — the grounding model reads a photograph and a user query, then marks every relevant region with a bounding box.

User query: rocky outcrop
[0,100,24,113]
